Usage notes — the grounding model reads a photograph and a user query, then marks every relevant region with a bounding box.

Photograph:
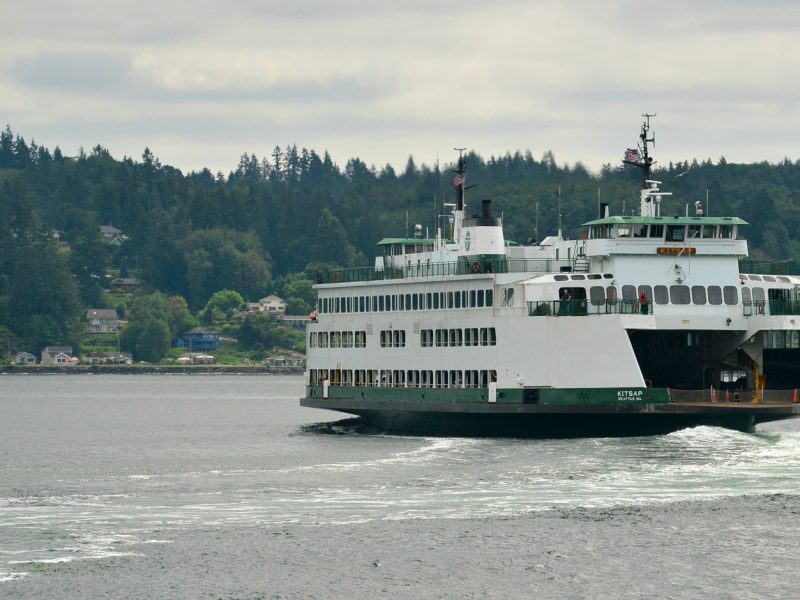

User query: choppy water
[1,375,799,599]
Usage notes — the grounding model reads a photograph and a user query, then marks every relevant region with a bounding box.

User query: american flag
[452,173,465,188]
[624,148,641,163]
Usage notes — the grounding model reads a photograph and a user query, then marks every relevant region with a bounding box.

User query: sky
[2,1,799,175]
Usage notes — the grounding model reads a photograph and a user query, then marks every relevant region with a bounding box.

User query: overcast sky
[2,1,798,175]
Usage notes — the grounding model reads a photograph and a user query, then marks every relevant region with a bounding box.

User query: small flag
[452,174,465,188]
[624,148,641,163]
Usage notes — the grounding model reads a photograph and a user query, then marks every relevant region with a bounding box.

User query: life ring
[309,310,318,322]
[470,262,482,274]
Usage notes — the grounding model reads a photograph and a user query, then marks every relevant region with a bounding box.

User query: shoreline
[0,365,304,375]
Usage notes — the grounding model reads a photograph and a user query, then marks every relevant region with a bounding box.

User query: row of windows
[764,330,800,349]
[309,331,367,348]
[589,223,736,241]
[319,289,494,314]
[620,284,740,306]
[557,283,793,308]
[420,327,497,347]
[309,368,498,388]
[380,330,406,347]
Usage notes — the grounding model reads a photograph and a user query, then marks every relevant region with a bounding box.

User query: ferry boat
[301,116,800,437]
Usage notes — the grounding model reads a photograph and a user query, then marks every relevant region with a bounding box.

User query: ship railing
[669,388,796,404]
[527,299,649,317]
[318,257,580,284]
[742,300,800,317]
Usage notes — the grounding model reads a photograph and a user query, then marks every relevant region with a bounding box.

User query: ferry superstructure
[301,117,800,436]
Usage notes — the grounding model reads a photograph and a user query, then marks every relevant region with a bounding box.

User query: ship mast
[624,113,669,217]
[451,147,467,243]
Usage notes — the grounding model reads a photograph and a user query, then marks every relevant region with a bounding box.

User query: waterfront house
[173,328,221,351]
[13,351,36,365]
[40,346,77,366]
[83,352,133,364]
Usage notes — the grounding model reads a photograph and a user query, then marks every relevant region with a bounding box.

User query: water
[1,375,799,599]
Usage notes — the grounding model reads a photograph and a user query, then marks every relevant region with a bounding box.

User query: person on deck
[639,290,649,315]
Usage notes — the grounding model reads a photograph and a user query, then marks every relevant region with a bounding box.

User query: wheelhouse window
[707,286,723,305]
[723,286,739,305]
[666,225,685,242]
[648,225,664,239]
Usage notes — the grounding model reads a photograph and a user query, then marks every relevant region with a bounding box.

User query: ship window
[570,274,586,280]
[335,297,340,313]
[465,328,479,346]
[603,273,614,279]
[469,290,476,307]
[355,331,366,348]
[309,332,317,348]
[723,286,739,305]
[719,225,733,238]
[380,331,387,347]
[359,297,365,312]
[649,225,664,239]
[762,275,776,282]
[331,332,341,348]
[413,294,419,310]
[433,293,440,310]
[654,285,669,305]
[691,286,707,305]
[742,287,751,304]
[462,291,468,307]
[687,225,701,240]
[587,274,602,280]
[622,285,637,300]
[448,291,454,308]
[666,225,685,242]
[633,224,647,238]
[486,289,493,306]
[398,295,404,311]
[477,290,485,307]
[378,296,385,311]
[421,329,433,347]
[405,293,412,309]
[454,292,461,308]
[450,329,462,346]
[554,275,569,281]
[777,276,790,283]
[319,332,328,348]
[606,286,617,301]
[748,275,762,281]
[506,288,514,307]
[393,295,398,311]
[372,296,378,311]
[670,285,691,304]
[617,226,631,238]
[702,225,716,238]
[435,329,445,347]
[708,286,723,305]
[590,286,605,306]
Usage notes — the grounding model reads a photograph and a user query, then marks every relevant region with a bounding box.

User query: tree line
[1,124,799,356]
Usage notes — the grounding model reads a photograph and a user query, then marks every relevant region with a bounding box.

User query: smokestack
[600,203,609,219]
[482,199,492,221]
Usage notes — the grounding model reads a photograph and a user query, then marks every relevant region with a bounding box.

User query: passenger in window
[639,290,649,315]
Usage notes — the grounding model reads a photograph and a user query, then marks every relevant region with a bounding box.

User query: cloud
[2,1,799,175]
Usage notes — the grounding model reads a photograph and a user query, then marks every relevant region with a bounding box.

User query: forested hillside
[1,124,799,358]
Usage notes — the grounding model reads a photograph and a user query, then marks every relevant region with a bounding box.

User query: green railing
[739,259,800,275]
[318,257,578,284]
[742,300,800,317]
[528,299,651,317]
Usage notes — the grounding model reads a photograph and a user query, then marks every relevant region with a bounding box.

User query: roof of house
[43,345,73,353]
[184,328,219,336]
[86,308,119,320]
[111,277,139,285]
[261,295,285,303]
[100,225,122,235]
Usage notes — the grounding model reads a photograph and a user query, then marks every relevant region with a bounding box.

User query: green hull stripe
[308,385,670,405]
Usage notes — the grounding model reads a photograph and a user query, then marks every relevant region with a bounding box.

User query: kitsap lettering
[617,389,644,400]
